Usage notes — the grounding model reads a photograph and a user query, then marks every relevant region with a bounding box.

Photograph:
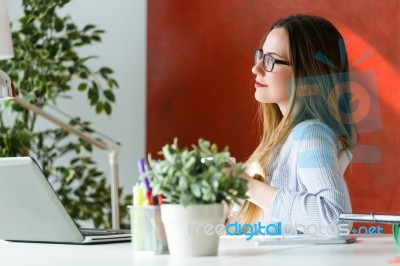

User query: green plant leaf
[99,67,113,76]
[95,102,104,114]
[104,102,112,115]
[78,82,87,91]
[103,90,115,102]
[83,24,96,31]
[190,183,201,198]
[179,176,188,190]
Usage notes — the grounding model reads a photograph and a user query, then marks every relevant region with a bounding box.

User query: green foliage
[0,0,130,228]
[145,138,248,206]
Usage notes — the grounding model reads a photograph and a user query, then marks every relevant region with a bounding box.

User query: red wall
[147,0,400,231]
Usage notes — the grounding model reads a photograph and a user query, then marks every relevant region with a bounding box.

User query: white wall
[6,0,147,197]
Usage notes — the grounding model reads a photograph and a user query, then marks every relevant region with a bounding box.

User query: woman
[227,14,357,235]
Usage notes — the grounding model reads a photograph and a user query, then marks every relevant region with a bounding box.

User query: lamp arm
[1,69,118,151]
[14,97,114,152]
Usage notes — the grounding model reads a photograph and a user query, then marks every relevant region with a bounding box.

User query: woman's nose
[252,60,264,76]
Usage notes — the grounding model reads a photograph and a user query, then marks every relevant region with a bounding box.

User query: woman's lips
[254,80,267,88]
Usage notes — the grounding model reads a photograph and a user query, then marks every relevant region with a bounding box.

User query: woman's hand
[223,163,278,211]
[223,163,251,181]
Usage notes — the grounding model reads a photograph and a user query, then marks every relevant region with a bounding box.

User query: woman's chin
[254,91,271,104]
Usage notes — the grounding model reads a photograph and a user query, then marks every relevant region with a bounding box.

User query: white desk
[0,236,398,266]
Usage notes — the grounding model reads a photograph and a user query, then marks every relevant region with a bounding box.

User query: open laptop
[0,157,131,244]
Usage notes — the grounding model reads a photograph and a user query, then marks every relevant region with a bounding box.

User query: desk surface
[0,235,399,266]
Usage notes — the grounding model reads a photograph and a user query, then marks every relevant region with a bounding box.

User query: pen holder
[128,205,169,255]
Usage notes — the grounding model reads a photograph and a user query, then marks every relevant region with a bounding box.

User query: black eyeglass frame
[254,48,290,72]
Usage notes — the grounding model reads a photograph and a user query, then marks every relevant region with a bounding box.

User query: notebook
[0,157,131,244]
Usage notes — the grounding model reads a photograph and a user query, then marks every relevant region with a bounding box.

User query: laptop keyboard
[81,229,130,236]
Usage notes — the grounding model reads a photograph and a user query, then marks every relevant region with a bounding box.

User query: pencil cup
[128,205,169,255]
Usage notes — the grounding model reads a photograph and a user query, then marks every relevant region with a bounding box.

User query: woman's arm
[268,122,352,226]
[246,176,278,211]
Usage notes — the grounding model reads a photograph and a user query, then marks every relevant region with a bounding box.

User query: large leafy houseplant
[0,0,131,228]
[146,138,248,206]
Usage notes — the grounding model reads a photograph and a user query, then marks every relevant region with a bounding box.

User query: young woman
[227,14,358,234]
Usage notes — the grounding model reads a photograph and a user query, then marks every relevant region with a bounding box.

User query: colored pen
[157,194,163,205]
[138,157,152,205]
[144,162,162,206]
[133,182,143,206]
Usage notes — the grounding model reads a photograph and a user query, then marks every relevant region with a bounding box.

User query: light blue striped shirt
[265,119,352,231]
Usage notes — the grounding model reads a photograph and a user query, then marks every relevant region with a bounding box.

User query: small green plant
[145,138,248,206]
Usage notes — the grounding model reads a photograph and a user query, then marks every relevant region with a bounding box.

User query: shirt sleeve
[269,122,352,227]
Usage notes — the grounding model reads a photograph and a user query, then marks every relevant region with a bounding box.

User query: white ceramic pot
[160,203,224,256]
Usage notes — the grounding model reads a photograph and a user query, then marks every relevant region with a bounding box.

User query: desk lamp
[0,0,121,229]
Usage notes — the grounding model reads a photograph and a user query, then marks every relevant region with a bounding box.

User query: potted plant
[144,138,248,256]
[0,0,132,228]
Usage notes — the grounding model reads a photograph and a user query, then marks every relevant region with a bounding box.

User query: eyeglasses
[254,49,290,72]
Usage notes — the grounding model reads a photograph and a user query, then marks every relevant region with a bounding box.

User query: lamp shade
[0,0,14,60]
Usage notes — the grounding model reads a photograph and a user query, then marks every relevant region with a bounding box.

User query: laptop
[0,157,131,244]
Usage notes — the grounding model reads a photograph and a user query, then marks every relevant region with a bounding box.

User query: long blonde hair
[229,14,358,226]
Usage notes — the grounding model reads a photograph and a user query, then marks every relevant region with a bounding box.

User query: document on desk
[254,234,357,246]
[220,234,357,247]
